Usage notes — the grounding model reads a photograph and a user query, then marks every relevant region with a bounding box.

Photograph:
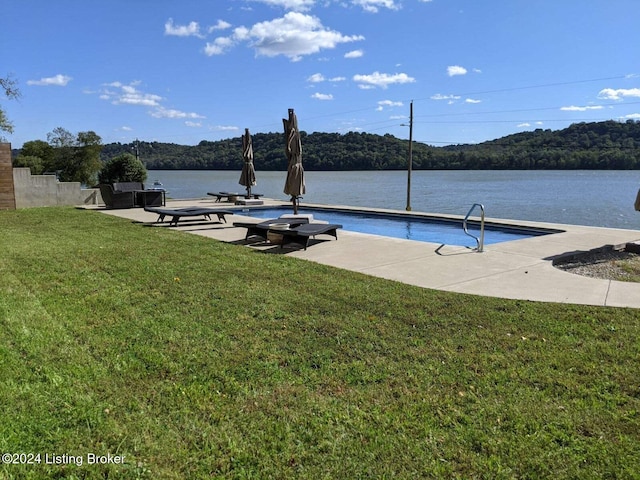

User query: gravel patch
[554,248,640,281]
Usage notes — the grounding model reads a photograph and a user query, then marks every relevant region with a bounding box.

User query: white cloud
[97,81,205,121]
[345,49,364,59]
[329,76,346,82]
[431,93,461,101]
[377,100,403,111]
[560,105,604,112]
[352,0,401,13]
[104,83,163,107]
[251,0,315,11]
[185,121,202,127]
[208,20,232,32]
[465,98,481,104]
[311,92,333,100]
[164,18,203,38]
[307,73,325,83]
[151,107,205,119]
[204,36,236,56]
[205,12,364,61]
[211,125,239,131]
[251,12,364,60]
[447,65,467,77]
[597,88,640,100]
[353,71,415,89]
[27,74,72,86]
[623,113,640,119]
[517,123,531,127]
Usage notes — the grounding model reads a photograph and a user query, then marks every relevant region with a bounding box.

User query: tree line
[100,120,640,171]
[11,120,640,184]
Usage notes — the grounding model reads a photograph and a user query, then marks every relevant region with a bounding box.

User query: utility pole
[406,101,413,211]
[133,138,140,162]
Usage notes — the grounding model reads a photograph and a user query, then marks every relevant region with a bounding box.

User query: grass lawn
[1,207,638,479]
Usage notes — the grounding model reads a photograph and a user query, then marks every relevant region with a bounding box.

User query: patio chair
[98,184,135,209]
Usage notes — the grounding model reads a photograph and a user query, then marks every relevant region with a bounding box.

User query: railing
[463,203,485,252]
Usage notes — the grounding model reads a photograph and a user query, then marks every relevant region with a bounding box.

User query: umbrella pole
[292,196,298,215]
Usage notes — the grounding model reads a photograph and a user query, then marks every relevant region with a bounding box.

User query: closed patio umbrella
[239,128,256,198]
[283,108,305,214]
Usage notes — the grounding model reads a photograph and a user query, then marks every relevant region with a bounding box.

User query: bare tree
[1,75,21,140]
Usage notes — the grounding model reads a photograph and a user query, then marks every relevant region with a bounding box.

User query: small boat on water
[149,180,166,191]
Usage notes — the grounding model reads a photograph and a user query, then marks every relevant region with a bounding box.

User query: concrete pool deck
[93,198,640,308]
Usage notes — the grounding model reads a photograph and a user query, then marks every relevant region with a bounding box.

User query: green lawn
[1,207,638,479]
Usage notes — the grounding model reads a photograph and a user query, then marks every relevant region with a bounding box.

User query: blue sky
[3,0,640,149]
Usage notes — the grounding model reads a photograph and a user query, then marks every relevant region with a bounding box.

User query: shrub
[98,153,147,184]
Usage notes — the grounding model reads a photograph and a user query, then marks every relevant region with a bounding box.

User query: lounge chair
[233,218,342,249]
[278,223,343,249]
[233,218,310,242]
[208,192,264,202]
[145,207,234,226]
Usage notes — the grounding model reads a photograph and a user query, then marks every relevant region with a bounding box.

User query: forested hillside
[63,119,640,171]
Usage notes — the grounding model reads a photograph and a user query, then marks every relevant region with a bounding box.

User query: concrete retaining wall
[12,168,101,208]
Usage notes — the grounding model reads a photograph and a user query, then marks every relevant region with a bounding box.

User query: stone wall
[12,168,101,208]
[0,143,16,210]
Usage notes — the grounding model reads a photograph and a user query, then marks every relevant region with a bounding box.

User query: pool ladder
[463,203,485,252]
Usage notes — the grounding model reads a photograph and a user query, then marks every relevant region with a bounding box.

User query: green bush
[12,155,45,175]
[98,153,147,184]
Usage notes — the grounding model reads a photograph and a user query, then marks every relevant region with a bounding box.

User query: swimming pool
[234,206,559,247]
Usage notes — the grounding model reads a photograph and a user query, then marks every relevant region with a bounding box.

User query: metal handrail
[463,203,485,252]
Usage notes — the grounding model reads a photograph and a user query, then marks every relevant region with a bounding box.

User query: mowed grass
[0,207,638,479]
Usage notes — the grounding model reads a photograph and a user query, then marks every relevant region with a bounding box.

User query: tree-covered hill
[17,119,640,171]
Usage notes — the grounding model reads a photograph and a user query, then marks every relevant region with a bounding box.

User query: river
[146,170,640,230]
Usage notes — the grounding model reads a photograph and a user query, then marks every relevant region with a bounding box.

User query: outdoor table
[135,189,165,207]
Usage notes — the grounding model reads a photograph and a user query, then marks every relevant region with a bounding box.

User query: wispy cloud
[27,74,72,86]
[102,82,163,107]
[560,105,604,112]
[307,73,325,83]
[352,0,401,13]
[597,88,640,101]
[465,98,481,104]
[250,0,315,11]
[164,18,204,38]
[345,49,364,59]
[211,125,239,132]
[151,107,205,120]
[431,93,461,102]
[97,81,204,121]
[311,92,333,100]
[353,71,415,89]
[377,99,403,111]
[306,73,346,84]
[203,12,364,61]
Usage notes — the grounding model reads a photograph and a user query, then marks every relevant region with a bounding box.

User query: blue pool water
[235,207,558,247]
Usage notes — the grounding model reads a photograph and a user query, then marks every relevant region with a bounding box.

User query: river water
[147,170,640,230]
